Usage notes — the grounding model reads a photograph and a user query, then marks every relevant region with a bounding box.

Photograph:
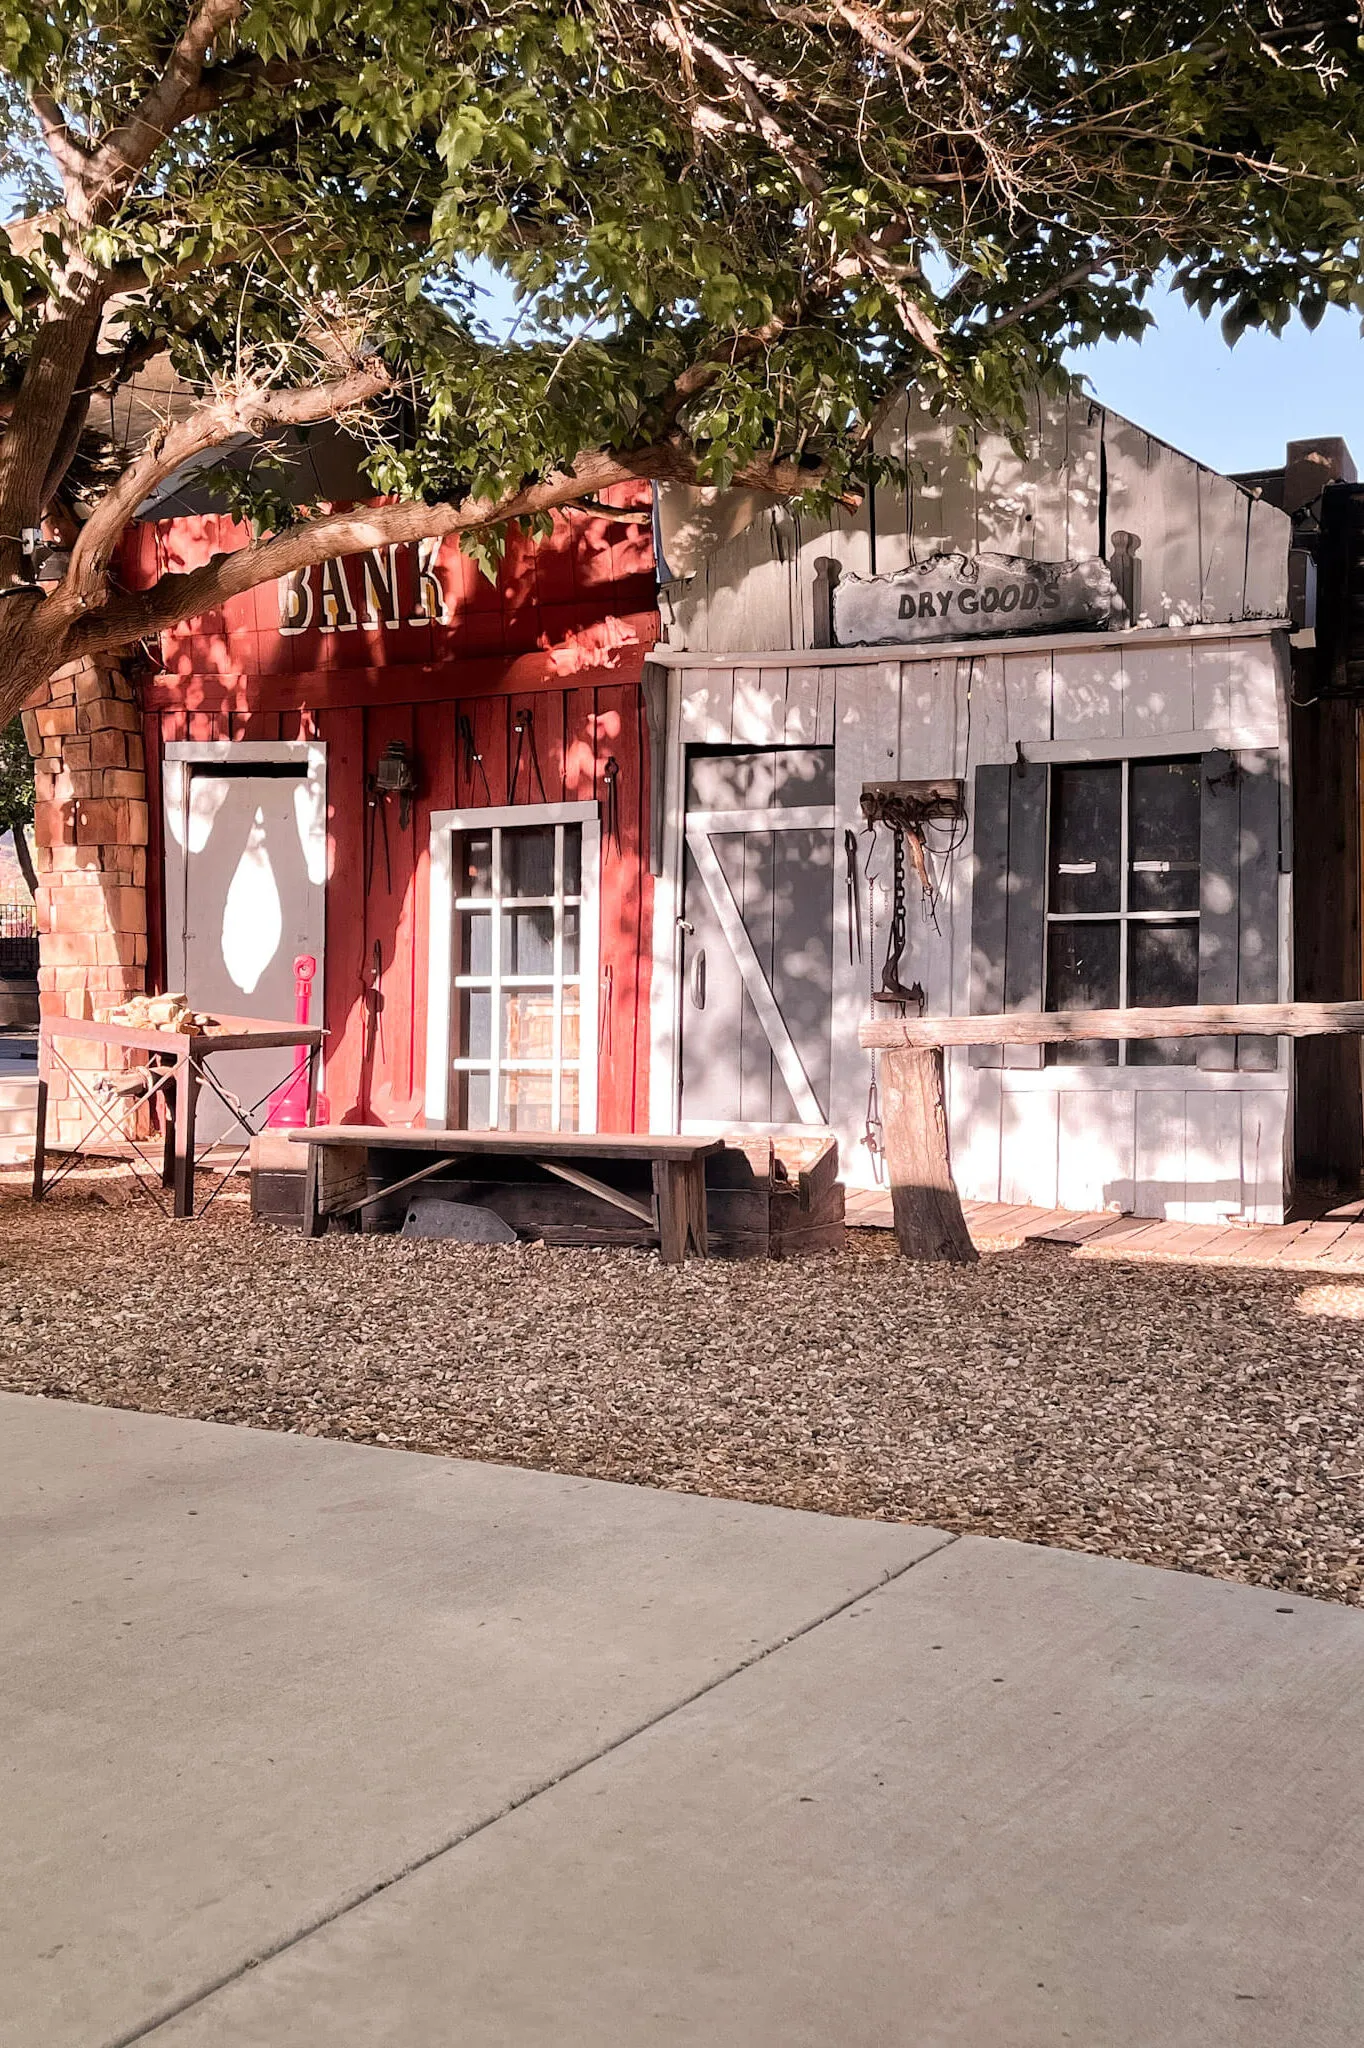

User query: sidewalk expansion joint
[107,1528,961,2047]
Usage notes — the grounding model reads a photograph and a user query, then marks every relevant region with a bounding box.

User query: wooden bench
[860,1002,1364,1262]
[289,1128,723,1263]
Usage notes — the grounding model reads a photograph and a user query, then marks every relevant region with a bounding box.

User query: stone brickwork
[23,658,149,1149]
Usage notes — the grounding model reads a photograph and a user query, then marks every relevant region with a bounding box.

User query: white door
[171,758,326,1142]
[680,748,837,1130]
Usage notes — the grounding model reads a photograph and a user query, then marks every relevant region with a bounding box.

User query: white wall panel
[1051,646,1123,740]
[999,1090,1060,1208]
[949,1059,1002,1204]
[1122,642,1194,739]
[1182,1091,1244,1223]
[730,666,786,744]
[1240,1090,1287,1224]
[1057,1089,1136,1213]
[1134,1089,1188,1219]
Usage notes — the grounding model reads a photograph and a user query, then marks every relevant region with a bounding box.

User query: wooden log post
[879,1046,978,1263]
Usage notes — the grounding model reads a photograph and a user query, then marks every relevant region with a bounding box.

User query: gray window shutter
[970,759,1047,1070]
[1197,749,1281,1071]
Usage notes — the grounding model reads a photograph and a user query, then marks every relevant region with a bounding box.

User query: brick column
[23,658,149,1148]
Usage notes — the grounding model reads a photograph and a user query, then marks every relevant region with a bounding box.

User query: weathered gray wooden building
[646,394,1302,1222]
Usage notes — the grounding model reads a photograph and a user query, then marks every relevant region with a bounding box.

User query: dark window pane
[1129,758,1201,912]
[1045,920,1119,1065]
[1048,765,1121,913]
[459,1069,491,1127]
[503,825,555,897]
[503,907,554,975]
[461,832,492,896]
[562,824,582,896]
[459,987,491,1059]
[1127,920,1199,1066]
[459,910,492,975]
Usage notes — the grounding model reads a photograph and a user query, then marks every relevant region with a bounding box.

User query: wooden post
[160,1066,177,1188]
[31,1078,47,1201]
[171,1052,196,1219]
[302,1142,324,1237]
[653,1157,708,1264]
[880,1046,978,1263]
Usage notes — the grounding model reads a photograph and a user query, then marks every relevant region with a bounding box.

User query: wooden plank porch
[845,1189,1364,1273]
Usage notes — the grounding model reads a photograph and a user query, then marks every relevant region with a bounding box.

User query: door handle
[689,947,706,1010]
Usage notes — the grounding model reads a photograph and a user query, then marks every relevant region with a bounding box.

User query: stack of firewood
[101,992,218,1032]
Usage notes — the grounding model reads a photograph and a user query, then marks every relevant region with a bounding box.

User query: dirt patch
[4,1182,1364,1603]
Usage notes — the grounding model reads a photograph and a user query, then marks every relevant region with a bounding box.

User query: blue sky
[1067,279,1364,478]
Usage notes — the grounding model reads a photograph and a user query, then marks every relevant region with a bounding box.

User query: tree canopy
[1,0,1363,712]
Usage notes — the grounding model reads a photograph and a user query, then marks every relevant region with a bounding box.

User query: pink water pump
[267,954,318,1129]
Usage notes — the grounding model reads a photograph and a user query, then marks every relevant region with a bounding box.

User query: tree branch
[62,432,848,658]
[29,90,92,201]
[80,0,247,221]
[653,10,941,355]
[61,359,395,608]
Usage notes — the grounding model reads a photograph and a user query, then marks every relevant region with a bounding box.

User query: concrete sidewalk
[4,1393,1363,2047]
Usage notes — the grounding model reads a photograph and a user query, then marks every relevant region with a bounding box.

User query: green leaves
[4,0,1364,551]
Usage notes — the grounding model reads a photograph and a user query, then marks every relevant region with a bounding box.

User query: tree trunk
[11,824,37,899]
[880,1046,978,1263]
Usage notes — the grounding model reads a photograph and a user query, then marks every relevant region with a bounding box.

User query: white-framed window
[1044,756,1201,1067]
[425,802,600,1132]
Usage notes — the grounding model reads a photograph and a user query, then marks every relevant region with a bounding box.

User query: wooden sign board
[832,550,1125,648]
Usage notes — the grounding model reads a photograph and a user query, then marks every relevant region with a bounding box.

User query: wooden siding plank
[678,668,734,748]
[1134,1088,1186,1220]
[1236,751,1283,1071]
[783,667,819,744]
[999,1088,1059,1208]
[1121,642,1194,740]
[1197,749,1239,1070]
[1244,495,1291,619]
[1051,645,1123,740]
[968,763,1010,1068]
[317,705,368,1124]
[1198,469,1255,623]
[1182,1090,1242,1223]
[1001,650,1053,746]
[1190,641,1231,732]
[949,1061,1002,1204]
[730,666,785,744]
[1002,759,1047,1069]
[1056,1089,1136,1214]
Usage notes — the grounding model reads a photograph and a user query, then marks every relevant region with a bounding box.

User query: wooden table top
[290,1127,724,1162]
[41,1014,325,1056]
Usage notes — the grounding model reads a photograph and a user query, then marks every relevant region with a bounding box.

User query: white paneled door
[165,746,326,1142]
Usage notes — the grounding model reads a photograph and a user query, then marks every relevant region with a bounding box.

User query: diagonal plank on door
[684,821,827,1124]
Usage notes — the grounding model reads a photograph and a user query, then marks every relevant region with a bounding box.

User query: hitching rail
[858,1002,1364,1263]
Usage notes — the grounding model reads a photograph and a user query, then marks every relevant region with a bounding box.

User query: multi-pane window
[1044,758,1201,1066]
[451,821,585,1130]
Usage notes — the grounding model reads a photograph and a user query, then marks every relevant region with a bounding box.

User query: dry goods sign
[831,550,1124,648]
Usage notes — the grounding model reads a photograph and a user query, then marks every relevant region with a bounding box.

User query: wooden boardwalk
[845,1189,1364,1274]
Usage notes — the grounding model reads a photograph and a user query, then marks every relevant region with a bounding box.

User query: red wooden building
[105,492,659,1140]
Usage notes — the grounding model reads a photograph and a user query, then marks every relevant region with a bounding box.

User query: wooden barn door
[680,748,836,1129]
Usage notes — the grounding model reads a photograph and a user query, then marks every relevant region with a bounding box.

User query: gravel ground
[4,1181,1364,1604]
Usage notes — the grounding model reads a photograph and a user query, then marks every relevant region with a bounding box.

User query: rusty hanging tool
[863,1072,885,1184]
[873,826,925,1012]
[844,828,863,965]
[511,706,547,802]
[363,940,384,1063]
[603,756,622,858]
[458,714,493,803]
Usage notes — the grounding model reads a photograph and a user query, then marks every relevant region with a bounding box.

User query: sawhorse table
[36,1014,324,1218]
